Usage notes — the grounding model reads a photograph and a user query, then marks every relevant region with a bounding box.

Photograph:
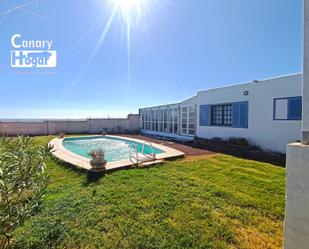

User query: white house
[139,73,302,153]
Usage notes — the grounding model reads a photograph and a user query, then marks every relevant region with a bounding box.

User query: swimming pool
[49,135,185,171]
[63,136,164,162]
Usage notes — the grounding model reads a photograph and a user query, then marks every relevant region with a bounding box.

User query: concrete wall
[284,2,309,249]
[303,0,309,143]
[0,122,48,135]
[285,143,309,249]
[47,120,89,134]
[0,114,140,136]
[195,74,302,153]
[89,115,139,133]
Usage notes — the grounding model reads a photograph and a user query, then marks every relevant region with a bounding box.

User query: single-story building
[139,73,302,153]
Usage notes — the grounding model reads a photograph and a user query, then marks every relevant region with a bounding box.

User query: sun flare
[111,0,146,20]
[114,0,142,9]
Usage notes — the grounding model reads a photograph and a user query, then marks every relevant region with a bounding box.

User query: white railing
[129,142,156,164]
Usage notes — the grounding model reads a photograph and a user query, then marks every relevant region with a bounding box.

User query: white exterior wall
[194,74,302,153]
[140,74,301,153]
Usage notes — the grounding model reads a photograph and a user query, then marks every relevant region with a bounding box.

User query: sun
[111,0,145,20]
[90,0,152,63]
[115,0,141,9]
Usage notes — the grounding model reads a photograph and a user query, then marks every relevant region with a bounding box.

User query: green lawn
[13,136,285,249]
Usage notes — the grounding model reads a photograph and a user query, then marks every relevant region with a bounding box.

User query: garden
[1,136,285,249]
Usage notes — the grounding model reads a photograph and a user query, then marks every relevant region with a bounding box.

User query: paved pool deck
[120,134,215,156]
[49,135,186,172]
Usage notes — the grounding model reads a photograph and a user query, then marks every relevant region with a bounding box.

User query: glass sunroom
[139,103,196,140]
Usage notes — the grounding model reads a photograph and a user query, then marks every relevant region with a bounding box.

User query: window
[173,108,178,134]
[181,107,188,134]
[181,106,196,135]
[166,108,178,134]
[145,110,150,130]
[149,110,153,131]
[141,106,179,134]
[200,101,248,128]
[274,99,288,120]
[159,109,164,132]
[168,109,173,133]
[274,96,302,120]
[152,110,158,131]
[188,106,195,135]
[163,109,168,132]
[140,110,145,129]
[211,104,232,126]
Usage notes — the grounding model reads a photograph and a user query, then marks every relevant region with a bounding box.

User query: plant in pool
[0,136,51,248]
[88,148,106,169]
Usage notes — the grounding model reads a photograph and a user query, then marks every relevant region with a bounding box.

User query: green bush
[0,136,51,248]
[13,216,69,249]
[228,137,249,147]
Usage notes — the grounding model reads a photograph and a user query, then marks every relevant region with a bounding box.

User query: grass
[12,136,285,249]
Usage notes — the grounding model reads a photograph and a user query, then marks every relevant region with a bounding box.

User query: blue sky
[0,0,302,118]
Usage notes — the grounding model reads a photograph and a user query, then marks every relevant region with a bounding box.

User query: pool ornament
[88,149,107,170]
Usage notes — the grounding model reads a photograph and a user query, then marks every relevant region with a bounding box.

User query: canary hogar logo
[10,34,57,68]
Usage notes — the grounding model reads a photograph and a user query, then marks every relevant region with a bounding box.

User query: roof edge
[197,72,302,94]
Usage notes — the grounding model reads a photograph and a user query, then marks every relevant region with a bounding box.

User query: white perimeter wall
[0,114,140,136]
[195,74,302,153]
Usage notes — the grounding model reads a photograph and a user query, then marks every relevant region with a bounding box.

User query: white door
[181,105,196,136]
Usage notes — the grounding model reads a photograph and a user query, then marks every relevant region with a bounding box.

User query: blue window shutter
[199,105,211,126]
[232,102,248,128]
[239,102,248,128]
[288,97,302,120]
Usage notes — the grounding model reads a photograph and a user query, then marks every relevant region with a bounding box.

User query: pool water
[63,136,164,162]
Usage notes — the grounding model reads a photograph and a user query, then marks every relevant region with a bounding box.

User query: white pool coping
[49,135,185,172]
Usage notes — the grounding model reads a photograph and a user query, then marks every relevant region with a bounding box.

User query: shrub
[116,125,122,132]
[228,137,249,147]
[211,137,224,144]
[192,136,285,166]
[0,136,51,248]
